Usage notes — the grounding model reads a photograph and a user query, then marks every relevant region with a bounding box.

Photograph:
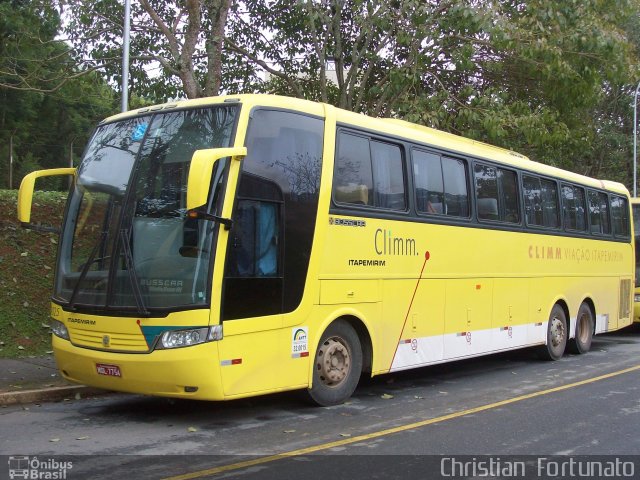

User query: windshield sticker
[131,123,148,142]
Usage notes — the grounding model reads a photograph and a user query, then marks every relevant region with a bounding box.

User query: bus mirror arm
[186,209,233,230]
[19,222,61,234]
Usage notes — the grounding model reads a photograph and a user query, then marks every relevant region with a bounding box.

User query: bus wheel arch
[568,300,595,354]
[538,301,568,361]
[306,316,369,406]
[342,315,373,375]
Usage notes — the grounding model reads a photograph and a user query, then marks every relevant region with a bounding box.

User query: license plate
[96,363,121,377]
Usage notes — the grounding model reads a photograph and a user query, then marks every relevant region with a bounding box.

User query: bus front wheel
[307,320,363,407]
[568,303,594,354]
[539,304,567,361]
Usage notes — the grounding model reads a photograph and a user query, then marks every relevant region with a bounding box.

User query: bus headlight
[158,326,222,349]
[51,319,70,340]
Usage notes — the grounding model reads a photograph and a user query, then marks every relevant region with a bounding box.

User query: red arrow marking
[389,250,431,370]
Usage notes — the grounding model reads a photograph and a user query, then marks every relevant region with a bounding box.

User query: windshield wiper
[68,230,108,309]
[119,228,149,315]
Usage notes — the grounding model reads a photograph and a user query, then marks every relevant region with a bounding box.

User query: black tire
[538,304,567,361]
[307,320,363,407]
[568,303,594,354]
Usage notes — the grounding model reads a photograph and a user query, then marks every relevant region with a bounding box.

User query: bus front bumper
[53,336,225,400]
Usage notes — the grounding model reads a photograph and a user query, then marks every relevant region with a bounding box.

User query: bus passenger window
[474,164,519,223]
[413,150,444,214]
[525,176,561,229]
[562,184,587,231]
[371,141,406,210]
[523,175,543,226]
[442,158,469,217]
[611,195,630,238]
[588,191,611,235]
[498,168,520,223]
[540,179,560,228]
[475,164,499,221]
[334,133,373,206]
[413,152,468,217]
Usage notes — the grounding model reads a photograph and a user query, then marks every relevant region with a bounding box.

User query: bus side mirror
[187,147,247,210]
[18,168,76,228]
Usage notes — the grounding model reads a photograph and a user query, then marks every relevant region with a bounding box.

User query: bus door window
[229,196,280,278]
[223,109,323,320]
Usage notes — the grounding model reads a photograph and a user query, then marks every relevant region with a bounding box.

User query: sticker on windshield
[131,123,148,142]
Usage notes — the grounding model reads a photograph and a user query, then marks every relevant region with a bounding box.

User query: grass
[0,189,67,358]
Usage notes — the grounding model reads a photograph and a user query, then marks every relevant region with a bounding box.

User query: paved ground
[1,326,639,480]
[0,355,103,405]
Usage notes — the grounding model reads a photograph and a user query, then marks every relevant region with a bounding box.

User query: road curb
[0,385,110,406]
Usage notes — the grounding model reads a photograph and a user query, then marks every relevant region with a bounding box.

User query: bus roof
[103,94,630,197]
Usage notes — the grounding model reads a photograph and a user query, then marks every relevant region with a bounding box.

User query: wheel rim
[550,315,565,348]
[577,311,590,344]
[316,336,351,387]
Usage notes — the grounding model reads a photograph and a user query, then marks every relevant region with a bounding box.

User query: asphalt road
[2,324,640,479]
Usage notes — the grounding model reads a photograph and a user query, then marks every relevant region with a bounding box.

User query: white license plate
[96,363,121,377]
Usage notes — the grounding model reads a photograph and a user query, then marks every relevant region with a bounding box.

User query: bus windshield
[54,105,238,313]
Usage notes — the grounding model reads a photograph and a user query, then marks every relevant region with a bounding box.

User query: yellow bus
[18,94,634,406]
[632,198,640,322]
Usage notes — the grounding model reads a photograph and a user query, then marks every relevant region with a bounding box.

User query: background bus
[18,95,634,406]
[632,198,640,322]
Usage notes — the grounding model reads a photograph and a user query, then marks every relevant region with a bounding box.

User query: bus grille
[68,328,149,352]
[619,279,631,320]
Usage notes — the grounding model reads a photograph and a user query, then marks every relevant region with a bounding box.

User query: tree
[0,1,121,189]
[63,0,640,186]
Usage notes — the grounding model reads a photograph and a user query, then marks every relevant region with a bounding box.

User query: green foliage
[0,189,68,358]
[0,1,121,190]
[8,0,640,189]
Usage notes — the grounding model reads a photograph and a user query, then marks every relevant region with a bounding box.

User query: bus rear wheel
[539,304,567,361]
[568,303,594,354]
[307,320,362,407]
